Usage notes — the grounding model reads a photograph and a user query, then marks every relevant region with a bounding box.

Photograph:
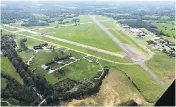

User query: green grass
[109,29,148,55]
[79,15,93,23]
[1,30,13,35]
[18,50,35,63]
[60,59,101,80]
[13,33,130,63]
[37,36,130,63]
[40,23,123,53]
[16,37,45,47]
[1,25,18,31]
[1,57,23,84]
[94,15,112,21]
[95,15,148,55]
[152,21,175,42]
[101,21,117,28]
[30,50,62,84]
[31,50,59,68]
[1,78,7,89]
[146,54,175,86]
[99,60,165,103]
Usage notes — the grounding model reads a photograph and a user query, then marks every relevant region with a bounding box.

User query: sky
[1,0,175,1]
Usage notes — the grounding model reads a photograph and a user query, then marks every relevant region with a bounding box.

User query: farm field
[1,57,23,84]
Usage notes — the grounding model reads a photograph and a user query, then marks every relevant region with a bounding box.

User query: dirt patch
[164,71,175,84]
[61,70,145,106]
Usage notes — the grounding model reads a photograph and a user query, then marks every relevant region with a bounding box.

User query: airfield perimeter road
[89,15,166,89]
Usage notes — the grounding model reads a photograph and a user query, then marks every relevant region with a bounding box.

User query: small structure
[69,57,76,60]
[41,65,49,70]
[121,24,130,29]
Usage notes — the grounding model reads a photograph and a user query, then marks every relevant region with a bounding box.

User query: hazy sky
[1,0,175,1]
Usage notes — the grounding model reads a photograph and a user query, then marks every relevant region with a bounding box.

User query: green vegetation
[109,28,148,55]
[94,15,111,21]
[85,68,151,106]
[101,21,117,28]
[99,60,165,103]
[1,25,18,31]
[61,59,101,80]
[16,37,45,47]
[18,50,35,63]
[7,30,130,63]
[152,21,175,42]
[40,22,123,53]
[146,54,175,86]
[1,78,7,89]
[80,15,93,23]
[31,50,59,69]
[36,36,130,63]
[1,57,23,84]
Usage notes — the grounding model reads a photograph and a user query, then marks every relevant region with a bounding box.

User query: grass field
[60,59,101,81]
[1,29,13,35]
[109,29,148,55]
[79,15,93,23]
[101,21,117,28]
[35,36,130,63]
[1,57,23,84]
[39,23,123,53]
[99,60,165,103]
[3,30,131,63]
[30,49,102,84]
[146,54,175,86]
[16,37,45,47]
[1,78,7,89]
[94,15,112,21]
[1,25,18,31]
[18,50,35,63]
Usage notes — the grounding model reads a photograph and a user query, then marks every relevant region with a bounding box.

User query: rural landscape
[0,0,175,106]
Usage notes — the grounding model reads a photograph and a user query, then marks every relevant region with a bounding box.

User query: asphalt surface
[89,16,142,62]
[89,15,166,89]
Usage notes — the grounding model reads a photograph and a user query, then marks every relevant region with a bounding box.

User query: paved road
[139,62,166,88]
[89,16,142,62]
[116,23,154,59]
[116,23,166,88]
[90,15,166,89]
